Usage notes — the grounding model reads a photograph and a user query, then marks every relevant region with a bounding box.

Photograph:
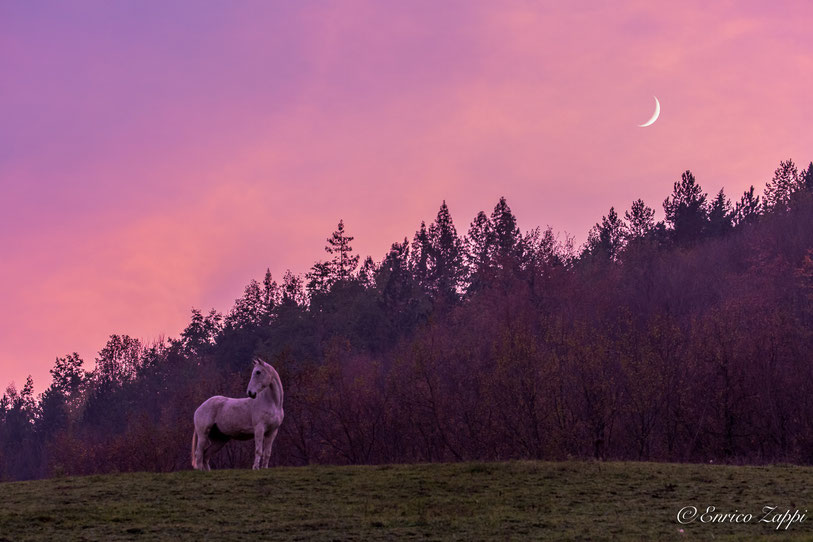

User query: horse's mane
[255,358,284,406]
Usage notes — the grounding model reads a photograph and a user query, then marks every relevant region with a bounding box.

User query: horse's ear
[253,358,260,366]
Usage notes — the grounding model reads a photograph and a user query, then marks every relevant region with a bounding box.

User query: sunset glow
[2,1,812,391]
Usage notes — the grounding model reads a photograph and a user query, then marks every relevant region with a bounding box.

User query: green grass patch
[1,461,812,540]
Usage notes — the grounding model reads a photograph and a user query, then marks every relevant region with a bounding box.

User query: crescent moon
[638,96,660,127]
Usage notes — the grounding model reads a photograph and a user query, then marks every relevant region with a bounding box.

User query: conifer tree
[181,309,222,354]
[282,270,306,306]
[377,238,411,303]
[733,186,761,226]
[801,162,813,192]
[410,221,431,287]
[306,261,333,296]
[262,269,279,314]
[427,201,464,302]
[326,219,360,281]
[358,256,377,289]
[663,170,708,245]
[706,189,733,237]
[226,279,265,329]
[764,159,800,212]
[490,197,521,261]
[624,199,655,240]
[307,220,360,295]
[586,207,627,260]
[464,210,494,292]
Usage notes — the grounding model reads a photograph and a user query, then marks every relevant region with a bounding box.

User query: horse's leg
[261,427,279,468]
[253,426,265,470]
[204,439,227,470]
[194,429,208,471]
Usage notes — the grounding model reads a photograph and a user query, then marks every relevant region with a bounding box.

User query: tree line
[2,159,813,480]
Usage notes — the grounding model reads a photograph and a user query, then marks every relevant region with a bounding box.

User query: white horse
[192,359,284,470]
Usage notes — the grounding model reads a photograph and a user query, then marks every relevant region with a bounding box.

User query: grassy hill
[1,461,812,541]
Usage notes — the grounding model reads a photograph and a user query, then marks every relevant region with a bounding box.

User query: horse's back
[194,395,228,426]
[194,395,255,437]
[199,395,228,407]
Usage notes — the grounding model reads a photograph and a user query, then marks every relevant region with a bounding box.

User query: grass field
[1,461,812,541]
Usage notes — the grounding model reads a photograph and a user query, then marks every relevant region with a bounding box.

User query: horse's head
[247,358,273,399]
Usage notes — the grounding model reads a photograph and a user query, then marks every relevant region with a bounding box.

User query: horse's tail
[191,430,198,469]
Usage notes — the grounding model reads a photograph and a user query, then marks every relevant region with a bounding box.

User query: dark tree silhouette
[410,221,432,289]
[733,186,761,226]
[328,219,360,281]
[663,170,708,245]
[262,269,279,315]
[706,189,733,237]
[281,270,306,307]
[490,197,521,264]
[624,199,655,241]
[93,335,142,385]
[307,220,360,295]
[764,159,800,212]
[225,280,266,330]
[427,201,465,303]
[3,158,813,480]
[464,210,494,292]
[49,353,85,396]
[585,207,627,260]
[801,162,813,192]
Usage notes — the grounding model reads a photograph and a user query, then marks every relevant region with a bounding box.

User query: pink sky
[2,1,812,393]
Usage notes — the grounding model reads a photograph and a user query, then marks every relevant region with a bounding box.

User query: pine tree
[410,221,431,287]
[327,220,360,281]
[801,162,813,192]
[663,170,708,245]
[181,309,222,353]
[491,197,521,262]
[41,356,86,437]
[522,226,572,275]
[306,261,333,295]
[262,269,279,314]
[306,220,360,295]
[624,199,655,240]
[586,207,627,260]
[358,256,377,289]
[763,159,800,212]
[427,201,464,302]
[281,270,305,306]
[733,186,761,226]
[225,279,266,329]
[37,385,69,442]
[377,239,411,303]
[706,189,733,237]
[0,377,37,469]
[464,210,494,292]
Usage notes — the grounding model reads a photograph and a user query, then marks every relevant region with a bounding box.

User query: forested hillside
[2,159,813,480]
